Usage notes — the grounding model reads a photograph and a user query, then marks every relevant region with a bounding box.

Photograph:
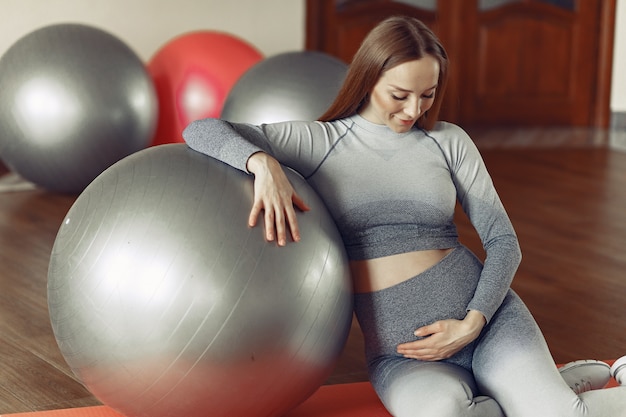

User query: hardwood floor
[1,128,625,413]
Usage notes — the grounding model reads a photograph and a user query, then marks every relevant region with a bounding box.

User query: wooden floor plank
[478,147,626,363]
[0,338,99,412]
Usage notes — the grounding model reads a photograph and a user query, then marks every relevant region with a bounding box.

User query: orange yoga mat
[287,382,390,417]
[0,382,388,417]
[2,363,619,417]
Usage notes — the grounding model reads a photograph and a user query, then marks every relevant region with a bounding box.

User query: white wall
[611,0,626,113]
[1,0,624,115]
[0,0,305,61]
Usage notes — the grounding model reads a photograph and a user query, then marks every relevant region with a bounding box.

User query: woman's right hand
[246,152,310,246]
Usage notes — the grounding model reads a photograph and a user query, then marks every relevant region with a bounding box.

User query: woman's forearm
[182,118,268,173]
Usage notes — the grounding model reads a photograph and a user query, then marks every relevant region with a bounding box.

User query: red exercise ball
[148,31,263,145]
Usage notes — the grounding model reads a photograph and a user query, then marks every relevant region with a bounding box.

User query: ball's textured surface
[147,31,263,145]
[48,144,352,417]
[221,51,347,124]
[0,23,157,193]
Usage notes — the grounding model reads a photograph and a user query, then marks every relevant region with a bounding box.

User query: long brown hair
[318,16,448,131]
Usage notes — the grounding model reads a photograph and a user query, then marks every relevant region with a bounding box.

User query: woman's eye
[392,94,407,101]
[422,93,435,99]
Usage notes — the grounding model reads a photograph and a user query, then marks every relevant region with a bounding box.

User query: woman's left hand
[397,310,486,361]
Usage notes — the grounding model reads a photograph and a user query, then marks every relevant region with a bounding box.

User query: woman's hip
[354,246,484,365]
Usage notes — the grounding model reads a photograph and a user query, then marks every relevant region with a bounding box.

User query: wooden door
[306,0,616,127]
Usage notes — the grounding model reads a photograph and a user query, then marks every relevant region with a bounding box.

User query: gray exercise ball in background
[221,51,347,124]
[48,144,353,417]
[0,23,157,193]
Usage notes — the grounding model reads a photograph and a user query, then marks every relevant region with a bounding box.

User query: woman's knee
[386,381,503,417]
[375,361,504,417]
[389,385,470,417]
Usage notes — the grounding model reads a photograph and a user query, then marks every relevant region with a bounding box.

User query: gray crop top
[183,114,521,322]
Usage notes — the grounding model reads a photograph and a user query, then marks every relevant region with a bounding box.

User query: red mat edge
[0,406,122,417]
[2,362,618,417]
[1,382,387,417]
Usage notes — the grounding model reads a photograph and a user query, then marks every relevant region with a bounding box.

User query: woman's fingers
[268,202,286,245]
[246,153,309,245]
[248,200,263,228]
[292,192,311,213]
[396,319,481,361]
[249,189,307,246]
[285,192,310,243]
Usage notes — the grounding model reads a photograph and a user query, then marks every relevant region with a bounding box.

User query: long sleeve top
[183,114,521,322]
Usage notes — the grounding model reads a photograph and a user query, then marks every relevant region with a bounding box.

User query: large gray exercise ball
[47,144,352,417]
[0,23,157,193]
[220,51,347,124]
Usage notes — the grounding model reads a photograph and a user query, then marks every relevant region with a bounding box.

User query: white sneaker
[610,356,626,385]
[559,359,611,394]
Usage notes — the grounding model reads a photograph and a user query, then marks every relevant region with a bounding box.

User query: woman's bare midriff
[350,248,455,293]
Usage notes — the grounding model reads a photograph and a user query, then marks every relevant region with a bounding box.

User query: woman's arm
[182,118,312,245]
[183,118,270,172]
[441,123,521,323]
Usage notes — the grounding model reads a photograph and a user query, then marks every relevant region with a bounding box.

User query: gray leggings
[354,246,626,417]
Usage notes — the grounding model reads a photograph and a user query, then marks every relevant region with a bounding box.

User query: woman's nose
[404,100,421,119]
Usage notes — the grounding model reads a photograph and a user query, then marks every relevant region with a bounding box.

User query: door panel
[306,0,615,127]
[308,0,438,63]
[463,1,599,125]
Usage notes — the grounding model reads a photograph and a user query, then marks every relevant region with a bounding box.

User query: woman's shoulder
[262,118,345,131]
[426,121,477,149]
[428,120,470,139]
[422,121,482,166]
[256,119,354,158]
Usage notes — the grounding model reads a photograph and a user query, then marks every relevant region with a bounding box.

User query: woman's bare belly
[350,248,454,293]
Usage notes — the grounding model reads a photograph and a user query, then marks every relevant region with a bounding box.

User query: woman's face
[359,56,439,133]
